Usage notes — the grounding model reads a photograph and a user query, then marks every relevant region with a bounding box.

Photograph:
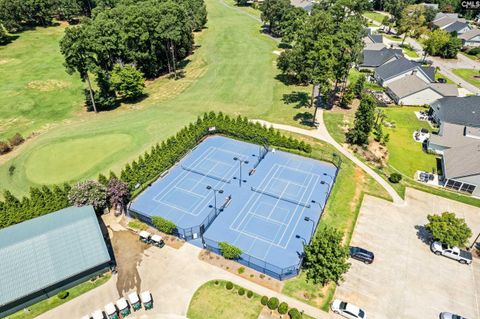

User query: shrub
[238,288,245,296]
[237,266,245,274]
[8,165,15,176]
[127,219,148,231]
[389,172,402,183]
[226,281,233,290]
[0,141,11,155]
[288,308,302,319]
[214,280,219,285]
[218,242,242,259]
[247,290,253,298]
[68,180,107,213]
[261,296,268,305]
[267,297,279,310]
[57,290,69,299]
[8,133,24,147]
[152,216,176,234]
[278,302,289,314]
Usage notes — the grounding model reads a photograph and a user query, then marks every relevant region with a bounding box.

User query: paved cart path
[252,109,404,205]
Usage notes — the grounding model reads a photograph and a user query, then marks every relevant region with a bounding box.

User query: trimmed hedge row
[0,112,312,229]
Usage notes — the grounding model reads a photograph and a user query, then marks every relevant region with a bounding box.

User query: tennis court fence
[203,237,301,280]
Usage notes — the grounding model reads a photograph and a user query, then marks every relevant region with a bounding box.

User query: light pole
[233,157,249,187]
[206,185,223,214]
[323,172,334,184]
[311,199,323,211]
[295,234,307,246]
[320,180,330,191]
[304,216,315,241]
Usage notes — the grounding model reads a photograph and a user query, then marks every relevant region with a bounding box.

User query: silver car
[440,312,467,319]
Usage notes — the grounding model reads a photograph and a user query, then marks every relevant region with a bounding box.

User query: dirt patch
[111,230,148,296]
[27,79,70,91]
[198,250,283,292]
[349,140,388,169]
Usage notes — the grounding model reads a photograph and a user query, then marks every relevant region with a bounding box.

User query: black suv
[349,246,374,264]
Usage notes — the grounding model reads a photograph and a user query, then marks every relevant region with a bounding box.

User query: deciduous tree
[425,212,472,247]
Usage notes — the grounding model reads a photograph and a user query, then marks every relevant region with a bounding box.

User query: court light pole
[295,234,307,246]
[233,157,249,187]
[311,200,323,211]
[323,172,334,184]
[320,180,330,191]
[304,217,315,242]
[206,185,223,214]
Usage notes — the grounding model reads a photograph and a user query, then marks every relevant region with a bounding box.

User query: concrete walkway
[253,109,404,205]
[37,243,330,319]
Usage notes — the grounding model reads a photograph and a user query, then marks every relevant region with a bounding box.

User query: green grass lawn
[7,272,111,319]
[348,69,384,91]
[383,34,402,42]
[452,68,480,88]
[383,106,437,178]
[435,72,455,84]
[401,45,419,58]
[0,0,313,196]
[363,11,387,24]
[460,51,479,61]
[0,24,85,141]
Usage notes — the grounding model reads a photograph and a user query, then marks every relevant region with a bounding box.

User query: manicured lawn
[348,69,384,91]
[401,45,419,58]
[382,106,437,178]
[435,72,455,84]
[363,11,387,24]
[0,24,85,141]
[282,136,390,310]
[187,281,263,319]
[0,0,312,196]
[460,51,479,61]
[8,272,111,319]
[452,68,480,88]
[384,34,402,42]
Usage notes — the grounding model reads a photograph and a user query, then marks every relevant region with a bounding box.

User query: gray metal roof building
[0,206,111,317]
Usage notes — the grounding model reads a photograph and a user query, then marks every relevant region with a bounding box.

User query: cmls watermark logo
[461,1,480,9]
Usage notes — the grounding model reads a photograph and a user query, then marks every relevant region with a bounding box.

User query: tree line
[60,0,207,111]
[0,112,314,229]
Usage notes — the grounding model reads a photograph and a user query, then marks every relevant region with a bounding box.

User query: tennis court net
[250,187,311,208]
[181,165,231,183]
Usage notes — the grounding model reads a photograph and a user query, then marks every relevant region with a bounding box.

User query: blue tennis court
[129,135,338,279]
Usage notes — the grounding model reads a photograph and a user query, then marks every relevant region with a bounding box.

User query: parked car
[349,247,374,264]
[440,312,467,319]
[437,78,447,84]
[331,299,367,319]
[430,241,472,265]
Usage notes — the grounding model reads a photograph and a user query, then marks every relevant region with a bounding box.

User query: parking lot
[335,188,480,319]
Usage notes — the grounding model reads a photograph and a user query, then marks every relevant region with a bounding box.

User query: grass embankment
[323,107,480,207]
[281,135,390,311]
[0,0,313,196]
[0,25,85,140]
[188,280,315,319]
[7,273,111,319]
[452,68,480,88]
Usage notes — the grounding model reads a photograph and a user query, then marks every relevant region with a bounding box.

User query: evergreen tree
[346,94,376,145]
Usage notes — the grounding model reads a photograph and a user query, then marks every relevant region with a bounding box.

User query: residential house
[459,28,480,47]
[290,0,313,13]
[358,47,403,71]
[432,13,471,35]
[374,56,435,86]
[386,74,458,105]
[427,96,480,196]
[420,2,439,10]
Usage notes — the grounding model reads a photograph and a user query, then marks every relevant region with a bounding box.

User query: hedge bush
[261,296,268,305]
[238,288,245,296]
[278,302,289,314]
[8,133,24,147]
[247,290,253,298]
[267,297,279,310]
[389,172,402,183]
[237,266,245,274]
[0,141,11,155]
[226,281,233,290]
[152,216,176,234]
[57,290,69,299]
[288,308,301,319]
[218,242,242,259]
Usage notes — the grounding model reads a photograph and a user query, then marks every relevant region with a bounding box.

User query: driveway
[335,188,480,319]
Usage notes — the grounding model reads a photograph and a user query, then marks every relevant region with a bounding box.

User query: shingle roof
[443,142,480,178]
[443,21,470,33]
[431,96,480,127]
[429,83,458,96]
[459,28,480,41]
[360,48,403,67]
[387,75,428,98]
[0,206,110,307]
[375,57,434,82]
